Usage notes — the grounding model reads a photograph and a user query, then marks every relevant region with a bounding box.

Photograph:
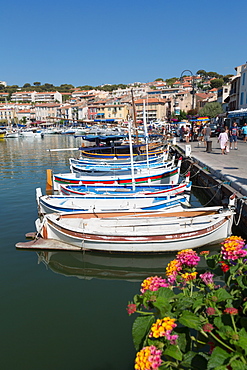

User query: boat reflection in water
[36,246,220,282]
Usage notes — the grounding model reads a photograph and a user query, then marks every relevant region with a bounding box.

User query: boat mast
[128,120,136,191]
[143,100,150,171]
[131,89,139,144]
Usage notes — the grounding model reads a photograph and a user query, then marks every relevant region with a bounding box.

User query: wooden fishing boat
[59,175,191,197]
[52,158,182,191]
[36,187,189,214]
[69,151,168,167]
[79,147,165,160]
[33,204,234,253]
[69,156,175,175]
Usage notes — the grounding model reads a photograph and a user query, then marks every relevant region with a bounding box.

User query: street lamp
[180,69,195,110]
[180,69,196,140]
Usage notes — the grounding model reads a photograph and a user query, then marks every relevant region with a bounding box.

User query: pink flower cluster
[141,276,169,294]
[224,307,238,315]
[221,236,247,260]
[203,323,214,332]
[199,272,214,286]
[165,332,179,345]
[206,307,216,315]
[135,345,162,370]
[176,249,200,267]
[126,303,137,315]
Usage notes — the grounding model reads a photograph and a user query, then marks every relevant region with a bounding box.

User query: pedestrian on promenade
[179,126,185,142]
[242,122,247,143]
[184,125,190,143]
[218,128,229,155]
[203,124,211,146]
[229,122,239,150]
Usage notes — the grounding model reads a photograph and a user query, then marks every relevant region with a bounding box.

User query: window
[240,92,244,106]
[242,73,246,85]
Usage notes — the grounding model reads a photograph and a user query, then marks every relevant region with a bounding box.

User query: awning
[228,109,247,118]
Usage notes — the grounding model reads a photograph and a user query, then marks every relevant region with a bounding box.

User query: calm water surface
[0,135,215,370]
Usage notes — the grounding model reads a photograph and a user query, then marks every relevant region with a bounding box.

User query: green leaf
[237,328,247,354]
[230,360,247,370]
[176,332,187,353]
[178,310,202,330]
[193,297,204,312]
[206,258,216,268]
[176,296,194,312]
[132,315,155,351]
[157,287,175,300]
[181,351,208,369]
[180,351,196,368]
[152,297,172,317]
[213,288,232,302]
[207,347,231,369]
[229,264,239,274]
[240,317,247,329]
[214,316,224,329]
[236,275,246,289]
[164,344,183,361]
[216,325,234,340]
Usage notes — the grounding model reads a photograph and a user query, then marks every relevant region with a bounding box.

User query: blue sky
[1,0,247,88]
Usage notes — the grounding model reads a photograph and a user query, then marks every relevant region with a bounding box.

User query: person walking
[184,125,190,143]
[218,128,229,155]
[242,122,247,143]
[179,126,185,142]
[203,124,211,147]
[229,122,239,150]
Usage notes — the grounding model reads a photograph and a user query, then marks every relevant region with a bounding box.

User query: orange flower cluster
[181,272,198,281]
[149,317,177,338]
[134,345,162,370]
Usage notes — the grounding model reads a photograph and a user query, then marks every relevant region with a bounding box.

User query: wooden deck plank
[16,238,83,251]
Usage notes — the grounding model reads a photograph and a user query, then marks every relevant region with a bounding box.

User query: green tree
[199,102,223,118]
[21,116,27,124]
[155,78,164,81]
[187,108,198,116]
[223,74,234,84]
[210,78,224,89]
[77,85,94,90]
[165,77,177,86]
[23,83,31,88]
[177,110,187,120]
[33,82,41,86]
[41,83,54,91]
[59,84,74,92]
[196,69,207,77]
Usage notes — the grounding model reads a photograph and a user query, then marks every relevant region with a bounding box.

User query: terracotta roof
[196,93,209,99]
[35,92,58,95]
[134,98,166,104]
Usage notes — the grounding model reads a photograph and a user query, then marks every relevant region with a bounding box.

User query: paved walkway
[175,136,247,197]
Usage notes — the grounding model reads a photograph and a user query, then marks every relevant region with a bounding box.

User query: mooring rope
[200,185,222,207]
[234,198,245,226]
[192,183,220,189]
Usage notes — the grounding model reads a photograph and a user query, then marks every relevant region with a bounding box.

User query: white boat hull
[36,208,233,253]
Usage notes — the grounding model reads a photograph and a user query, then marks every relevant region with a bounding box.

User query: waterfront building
[217,84,231,112]
[34,91,62,104]
[239,63,247,110]
[11,91,36,103]
[88,98,130,123]
[134,98,167,122]
[35,103,60,123]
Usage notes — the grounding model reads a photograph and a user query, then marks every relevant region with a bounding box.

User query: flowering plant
[127,237,247,370]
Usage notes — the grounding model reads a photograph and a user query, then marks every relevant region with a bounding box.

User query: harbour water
[0,135,220,370]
